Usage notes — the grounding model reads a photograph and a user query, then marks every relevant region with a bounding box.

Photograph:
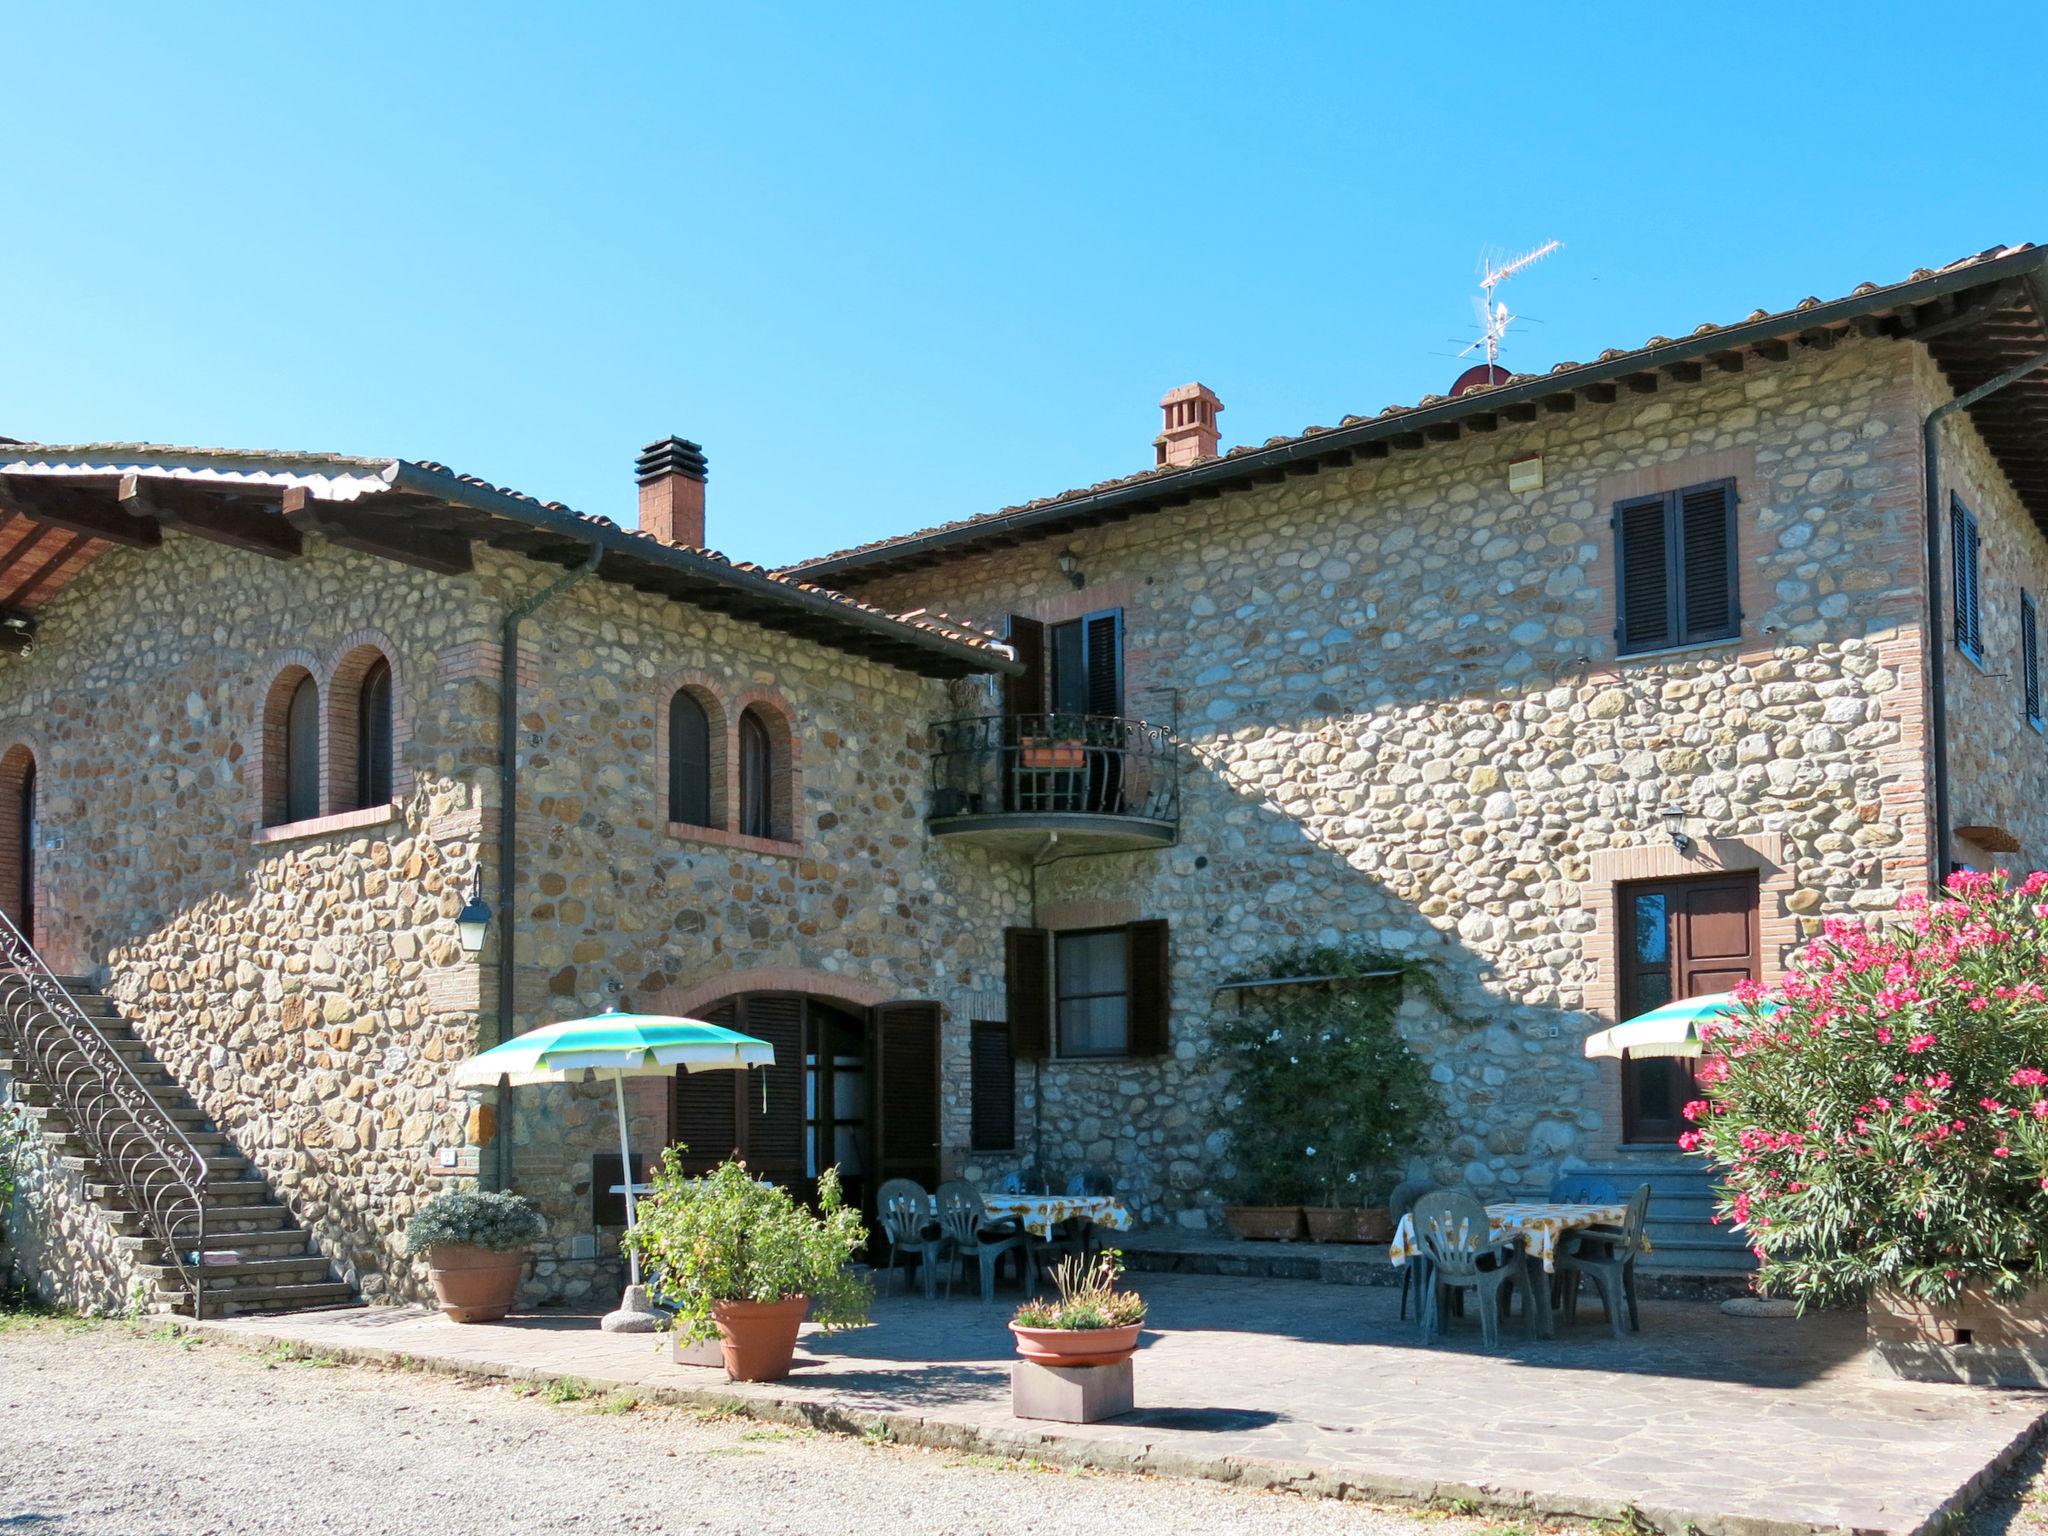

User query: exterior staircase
[1547,1148,1757,1278]
[1,969,356,1317]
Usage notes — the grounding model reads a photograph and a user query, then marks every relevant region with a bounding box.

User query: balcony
[926,713,1180,855]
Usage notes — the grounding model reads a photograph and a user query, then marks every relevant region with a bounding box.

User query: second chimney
[1154,383,1223,468]
[636,436,707,547]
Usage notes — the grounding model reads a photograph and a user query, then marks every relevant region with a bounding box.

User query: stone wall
[1918,346,2048,872]
[0,1068,143,1315]
[851,335,1942,1219]
[0,532,495,1301]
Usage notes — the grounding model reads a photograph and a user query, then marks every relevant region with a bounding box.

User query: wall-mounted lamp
[455,870,493,956]
[1661,805,1694,855]
[1056,548,1085,590]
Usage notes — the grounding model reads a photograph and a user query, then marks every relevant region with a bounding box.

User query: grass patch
[259,1342,341,1369]
[537,1377,594,1405]
[589,1390,641,1416]
[860,1420,893,1446]
[703,1447,764,1459]
[739,1426,812,1443]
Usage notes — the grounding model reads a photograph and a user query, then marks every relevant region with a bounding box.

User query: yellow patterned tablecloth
[1388,1202,1633,1274]
[980,1193,1132,1239]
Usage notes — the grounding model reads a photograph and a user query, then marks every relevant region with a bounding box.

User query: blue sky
[5,4,2044,570]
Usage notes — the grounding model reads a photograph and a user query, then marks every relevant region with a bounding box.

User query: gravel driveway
[0,1318,1493,1536]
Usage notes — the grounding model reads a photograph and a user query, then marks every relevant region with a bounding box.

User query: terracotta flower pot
[425,1244,528,1323]
[1223,1204,1305,1241]
[1009,1321,1143,1369]
[711,1295,810,1382]
[1305,1205,1394,1244]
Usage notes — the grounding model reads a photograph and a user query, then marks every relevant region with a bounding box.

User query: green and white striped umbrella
[1582,990,1779,1061]
[448,1006,775,1320]
[449,1010,775,1087]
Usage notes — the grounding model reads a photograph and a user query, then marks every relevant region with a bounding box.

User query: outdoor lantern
[455,874,492,956]
[1056,547,1085,590]
[1662,805,1693,854]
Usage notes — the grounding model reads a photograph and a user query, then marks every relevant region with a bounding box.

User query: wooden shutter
[1677,480,1738,643]
[357,659,393,808]
[285,674,321,822]
[1084,610,1124,716]
[969,1021,1015,1151]
[1125,919,1171,1057]
[1953,498,1984,657]
[2026,591,2042,724]
[668,691,712,827]
[875,1001,942,1189]
[672,999,741,1172]
[1005,927,1052,1060]
[740,994,805,1176]
[1614,494,1673,652]
[1004,616,1046,718]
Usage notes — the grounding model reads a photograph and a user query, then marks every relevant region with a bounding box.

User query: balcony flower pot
[1020,738,1087,770]
[1223,1204,1305,1241]
[405,1189,547,1324]
[1305,1204,1394,1244]
[712,1295,812,1381]
[622,1153,871,1384]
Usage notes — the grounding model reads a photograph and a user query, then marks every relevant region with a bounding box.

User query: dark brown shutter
[1614,494,1673,652]
[1678,480,1738,642]
[1125,919,1171,1057]
[1084,610,1123,716]
[1005,927,1052,1060]
[356,658,393,808]
[668,691,712,827]
[672,999,740,1172]
[739,994,805,1176]
[969,1021,1015,1152]
[875,1000,942,1189]
[1004,616,1046,718]
[2026,591,2041,724]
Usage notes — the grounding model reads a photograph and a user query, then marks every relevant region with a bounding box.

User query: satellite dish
[1450,363,1510,397]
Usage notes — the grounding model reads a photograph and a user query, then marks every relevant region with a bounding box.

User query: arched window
[285,675,321,823]
[738,706,777,839]
[355,656,393,809]
[669,690,713,827]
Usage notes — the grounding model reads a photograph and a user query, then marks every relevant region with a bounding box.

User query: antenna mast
[1463,239,1562,370]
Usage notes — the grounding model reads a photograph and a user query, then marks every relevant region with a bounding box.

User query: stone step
[24,1102,214,1131]
[118,1228,312,1258]
[141,1255,334,1289]
[63,1154,249,1183]
[10,1074,189,1105]
[162,1281,358,1317]
[87,1178,271,1207]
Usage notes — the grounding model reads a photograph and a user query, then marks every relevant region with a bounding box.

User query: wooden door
[1619,874,1759,1142]
[670,994,804,1178]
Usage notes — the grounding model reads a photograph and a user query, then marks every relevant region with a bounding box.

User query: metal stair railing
[0,910,207,1318]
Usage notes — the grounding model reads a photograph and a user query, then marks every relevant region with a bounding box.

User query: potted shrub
[1690,871,2048,1385]
[623,1150,870,1382]
[1010,1249,1147,1369]
[1216,945,1446,1244]
[406,1188,546,1323]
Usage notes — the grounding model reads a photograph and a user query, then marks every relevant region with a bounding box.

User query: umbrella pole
[612,1070,641,1288]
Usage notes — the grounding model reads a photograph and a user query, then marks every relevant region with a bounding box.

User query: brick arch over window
[0,741,39,941]
[730,691,800,844]
[656,674,728,831]
[258,657,323,828]
[656,967,892,1020]
[325,635,408,812]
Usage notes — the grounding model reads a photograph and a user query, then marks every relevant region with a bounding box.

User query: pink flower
[1678,1130,1703,1151]
[2012,1068,2048,1088]
[1907,1033,1938,1054]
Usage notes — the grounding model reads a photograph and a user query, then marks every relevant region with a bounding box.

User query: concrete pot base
[1012,1357,1134,1423]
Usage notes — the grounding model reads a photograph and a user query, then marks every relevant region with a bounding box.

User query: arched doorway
[670,990,941,1213]
[0,745,36,945]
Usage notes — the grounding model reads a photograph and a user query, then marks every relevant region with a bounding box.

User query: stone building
[4,242,2048,1312]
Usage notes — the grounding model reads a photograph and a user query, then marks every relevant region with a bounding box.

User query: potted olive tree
[1691,871,2048,1385]
[623,1151,871,1382]
[406,1188,546,1323]
[1217,945,1446,1243]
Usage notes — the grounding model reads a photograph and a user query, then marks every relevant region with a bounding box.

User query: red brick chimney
[1154,383,1223,468]
[635,437,707,547]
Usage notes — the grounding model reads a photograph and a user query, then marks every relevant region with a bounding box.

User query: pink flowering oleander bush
[1690,870,2048,1306]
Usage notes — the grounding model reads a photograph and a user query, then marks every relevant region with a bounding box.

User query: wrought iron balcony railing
[0,910,208,1319]
[927,713,1179,849]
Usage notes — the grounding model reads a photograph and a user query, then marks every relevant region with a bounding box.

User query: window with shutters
[2025,591,2043,730]
[1612,478,1741,655]
[1056,928,1129,1056]
[1023,919,1171,1060]
[354,658,393,808]
[734,700,796,842]
[1046,610,1124,718]
[1952,497,1985,664]
[969,1021,1016,1150]
[261,665,322,827]
[667,688,718,827]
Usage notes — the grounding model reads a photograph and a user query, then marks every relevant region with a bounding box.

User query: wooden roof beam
[117,475,301,560]
[282,489,472,575]
[0,476,158,549]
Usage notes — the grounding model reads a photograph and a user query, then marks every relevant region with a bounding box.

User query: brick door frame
[1584,833,1796,1150]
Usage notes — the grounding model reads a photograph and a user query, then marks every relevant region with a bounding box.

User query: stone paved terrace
[186,1273,2047,1536]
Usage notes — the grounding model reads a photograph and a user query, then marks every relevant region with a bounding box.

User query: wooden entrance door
[1619,874,1759,1142]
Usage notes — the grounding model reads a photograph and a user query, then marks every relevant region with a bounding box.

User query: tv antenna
[1460,239,1562,370]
